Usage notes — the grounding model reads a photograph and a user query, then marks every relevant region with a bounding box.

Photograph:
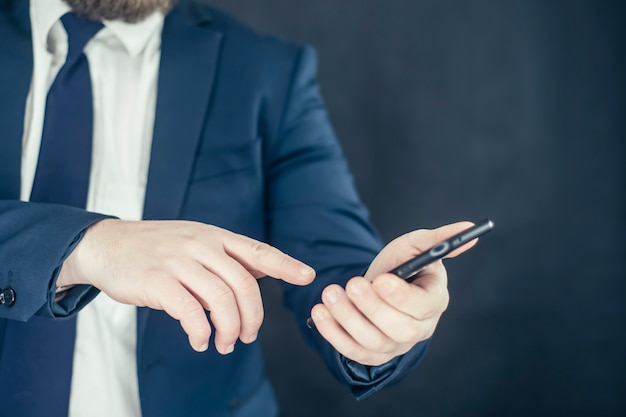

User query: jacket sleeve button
[0,287,16,306]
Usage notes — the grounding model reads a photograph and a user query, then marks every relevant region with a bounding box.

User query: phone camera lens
[429,242,450,257]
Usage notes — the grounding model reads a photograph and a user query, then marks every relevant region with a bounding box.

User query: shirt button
[0,287,16,306]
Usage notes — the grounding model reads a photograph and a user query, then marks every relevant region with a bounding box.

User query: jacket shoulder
[191,2,306,65]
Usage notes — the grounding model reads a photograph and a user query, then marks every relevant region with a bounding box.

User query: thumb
[364,220,489,282]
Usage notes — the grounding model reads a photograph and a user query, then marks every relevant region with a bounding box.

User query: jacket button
[0,287,16,306]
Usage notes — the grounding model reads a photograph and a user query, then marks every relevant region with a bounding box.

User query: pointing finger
[223,233,316,285]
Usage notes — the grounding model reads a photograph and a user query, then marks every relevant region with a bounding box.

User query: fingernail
[324,289,338,304]
[198,342,208,352]
[349,280,366,296]
[300,266,315,277]
[313,308,328,321]
[224,344,235,354]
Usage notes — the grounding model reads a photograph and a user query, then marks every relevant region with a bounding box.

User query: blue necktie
[30,13,104,206]
[0,13,103,417]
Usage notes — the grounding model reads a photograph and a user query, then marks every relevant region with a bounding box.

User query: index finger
[223,233,316,285]
[424,221,478,259]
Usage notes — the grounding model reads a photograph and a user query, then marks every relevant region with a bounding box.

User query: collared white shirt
[23,1,165,415]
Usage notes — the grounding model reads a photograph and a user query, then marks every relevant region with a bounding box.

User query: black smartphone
[306,219,494,329]
[388,219,494,282]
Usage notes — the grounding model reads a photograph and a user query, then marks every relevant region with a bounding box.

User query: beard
[64,0,177,23]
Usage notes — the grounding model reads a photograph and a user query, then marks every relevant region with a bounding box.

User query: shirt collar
[103,12,164,57]
[30,0,70,50]
[30,0,164,57]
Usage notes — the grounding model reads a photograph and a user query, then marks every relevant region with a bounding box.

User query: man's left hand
[310,221,477,366]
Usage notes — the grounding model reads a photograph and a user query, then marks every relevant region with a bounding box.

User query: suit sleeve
[264,46,430,399]
[0,200,108,321]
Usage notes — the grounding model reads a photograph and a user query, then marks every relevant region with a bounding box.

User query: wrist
[57,218,116,288]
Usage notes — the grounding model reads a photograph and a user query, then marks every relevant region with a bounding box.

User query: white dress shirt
[22,1,165,415]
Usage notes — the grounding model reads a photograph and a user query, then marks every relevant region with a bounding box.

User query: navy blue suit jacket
[0,1,429,415]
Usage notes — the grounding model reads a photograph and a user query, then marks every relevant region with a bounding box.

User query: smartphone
[388,219,494,282]
[306,219,494,328]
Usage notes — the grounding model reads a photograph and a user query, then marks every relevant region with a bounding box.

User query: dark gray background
[205,1,625,416]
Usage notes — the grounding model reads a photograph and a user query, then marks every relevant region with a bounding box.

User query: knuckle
[212,284,236,307]
[251,242,271,257]
[389,286,409,305]
[176,304,211,342]
[368,335,392,353]
[237,274,259,294]
[193,322,212,341]
[406,230,427,251]
[146,266,172,283]
[160,256,185,274]
[395,329,417,345]
[202,223,218,233]
[207,286,241,337]
[237,280,264,331]
[179,296,204,318]
[152,280,190,311]
[342,344,365,363]
[416,305,435,320]
[277,255,291,272]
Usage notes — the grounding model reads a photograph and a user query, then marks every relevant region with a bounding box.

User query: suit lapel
[142,4,222,221]
[137,2,223,354]
[0,0,32,200]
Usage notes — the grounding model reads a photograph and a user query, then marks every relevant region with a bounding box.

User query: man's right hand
[57,219,316,353]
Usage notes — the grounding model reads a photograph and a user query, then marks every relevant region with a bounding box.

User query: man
[0,0,474,415]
